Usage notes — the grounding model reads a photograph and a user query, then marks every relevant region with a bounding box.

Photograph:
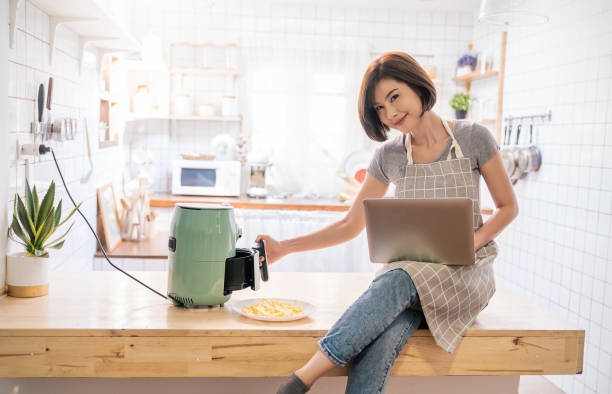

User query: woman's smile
[393,114,407,127]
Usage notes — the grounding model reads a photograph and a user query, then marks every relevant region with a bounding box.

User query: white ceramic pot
[6,252,50,297]
[222,96,237,116]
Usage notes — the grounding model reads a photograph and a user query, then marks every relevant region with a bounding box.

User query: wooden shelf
[453,35,507,144]
[452,70,499,83]
[170,67,240,76]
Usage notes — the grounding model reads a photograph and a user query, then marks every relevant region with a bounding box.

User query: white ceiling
[275,0,482,12]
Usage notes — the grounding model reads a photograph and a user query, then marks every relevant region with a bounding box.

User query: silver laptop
[363,198,475,265]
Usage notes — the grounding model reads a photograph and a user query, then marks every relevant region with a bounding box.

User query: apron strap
[404,133,413,165]
[442,119,465,160]
[405,119,464,165]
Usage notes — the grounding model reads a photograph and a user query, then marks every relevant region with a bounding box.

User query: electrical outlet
[19,143,51,158]
[20,143,41,157]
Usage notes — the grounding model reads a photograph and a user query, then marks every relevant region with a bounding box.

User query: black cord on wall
[48,146,169,301]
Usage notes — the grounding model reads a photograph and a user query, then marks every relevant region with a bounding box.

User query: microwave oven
[172,160,241,196]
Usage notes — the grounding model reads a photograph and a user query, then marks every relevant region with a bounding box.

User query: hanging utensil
[37,84,45,123]
[516,123,533,179]
[46,77,53,123]
[500,123,516,177]
[509,124,522,184]
[526,122,542,172]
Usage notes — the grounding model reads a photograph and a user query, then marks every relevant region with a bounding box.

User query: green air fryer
[167,203,268,308]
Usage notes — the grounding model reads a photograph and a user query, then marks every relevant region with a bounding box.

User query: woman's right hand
[254,234,288,264]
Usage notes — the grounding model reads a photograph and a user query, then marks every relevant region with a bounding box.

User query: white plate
[233,298,315,322]
[343,150,370,182]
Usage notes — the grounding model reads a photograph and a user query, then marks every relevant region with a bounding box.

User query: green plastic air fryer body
[167,203,240,307]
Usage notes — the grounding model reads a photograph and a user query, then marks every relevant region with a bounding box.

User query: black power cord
[48,146,169,301]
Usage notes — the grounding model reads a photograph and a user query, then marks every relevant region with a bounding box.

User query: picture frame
[97,184,122,252]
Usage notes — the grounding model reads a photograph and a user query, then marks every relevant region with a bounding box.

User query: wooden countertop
[150,193,350,211]
[94,231,169,259]
[150,193,495,214]
[0,271,583,377]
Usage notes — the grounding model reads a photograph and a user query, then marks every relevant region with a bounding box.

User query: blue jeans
[318,269,424,394]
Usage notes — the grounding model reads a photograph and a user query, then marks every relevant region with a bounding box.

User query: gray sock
[276,373,309,394]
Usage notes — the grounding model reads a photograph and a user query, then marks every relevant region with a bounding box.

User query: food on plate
[242,299,305,318]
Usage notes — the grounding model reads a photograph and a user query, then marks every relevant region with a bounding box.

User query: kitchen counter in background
[96,194,494,262]
[150,193,495,214]
[150,193,350,211]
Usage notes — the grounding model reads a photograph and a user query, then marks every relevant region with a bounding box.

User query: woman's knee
[370,269,418,302]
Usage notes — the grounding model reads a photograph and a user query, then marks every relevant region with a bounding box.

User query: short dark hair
[358,52,437,142]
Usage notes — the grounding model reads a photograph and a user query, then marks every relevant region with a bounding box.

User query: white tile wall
[5,0,123,272]
[472,1,612,393]
[125,0,476,193]
[6,1,603,391]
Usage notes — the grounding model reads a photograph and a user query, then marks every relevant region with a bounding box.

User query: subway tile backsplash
[472,1,612,393]
[4,1,612,393]
[5,0,123,272]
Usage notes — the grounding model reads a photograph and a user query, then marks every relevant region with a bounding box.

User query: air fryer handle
[253,240,269,281]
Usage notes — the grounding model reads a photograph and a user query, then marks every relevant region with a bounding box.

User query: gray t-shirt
[367,120,499,184]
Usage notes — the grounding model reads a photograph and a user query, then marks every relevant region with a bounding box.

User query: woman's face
[373,78,423,133]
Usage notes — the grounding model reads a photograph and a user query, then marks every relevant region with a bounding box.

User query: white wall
[471,1,612,393]
[5,0,122,272]
[124,0,478,195]
[1,0,9,293]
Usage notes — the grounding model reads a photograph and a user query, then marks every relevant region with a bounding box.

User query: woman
[257,52,518,394]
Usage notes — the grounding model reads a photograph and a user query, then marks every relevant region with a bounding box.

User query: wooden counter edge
[0,333,583,377]
[0,328,585,338]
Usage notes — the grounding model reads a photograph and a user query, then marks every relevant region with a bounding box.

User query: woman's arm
[256,173,389,263]
[475,151,519,250]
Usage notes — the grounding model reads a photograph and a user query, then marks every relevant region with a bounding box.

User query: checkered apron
[376,119,498,354]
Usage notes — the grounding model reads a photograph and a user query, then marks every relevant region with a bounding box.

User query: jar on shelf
[133,84,152,114]
[221,96,237,116]
[199,103,214,117]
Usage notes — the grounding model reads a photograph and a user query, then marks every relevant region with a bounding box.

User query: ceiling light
[478,0,550,26]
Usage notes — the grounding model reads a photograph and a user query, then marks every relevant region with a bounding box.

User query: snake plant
[8,180,81,257]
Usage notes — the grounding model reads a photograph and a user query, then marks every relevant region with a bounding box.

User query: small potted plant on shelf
[7,180,81,297]
[450,93,471,119]
[457,53,478,76]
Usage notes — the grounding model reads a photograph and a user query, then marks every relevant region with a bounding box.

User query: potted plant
[7,180,81,297]
[450,93,471,120]
[456,53,478,76]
